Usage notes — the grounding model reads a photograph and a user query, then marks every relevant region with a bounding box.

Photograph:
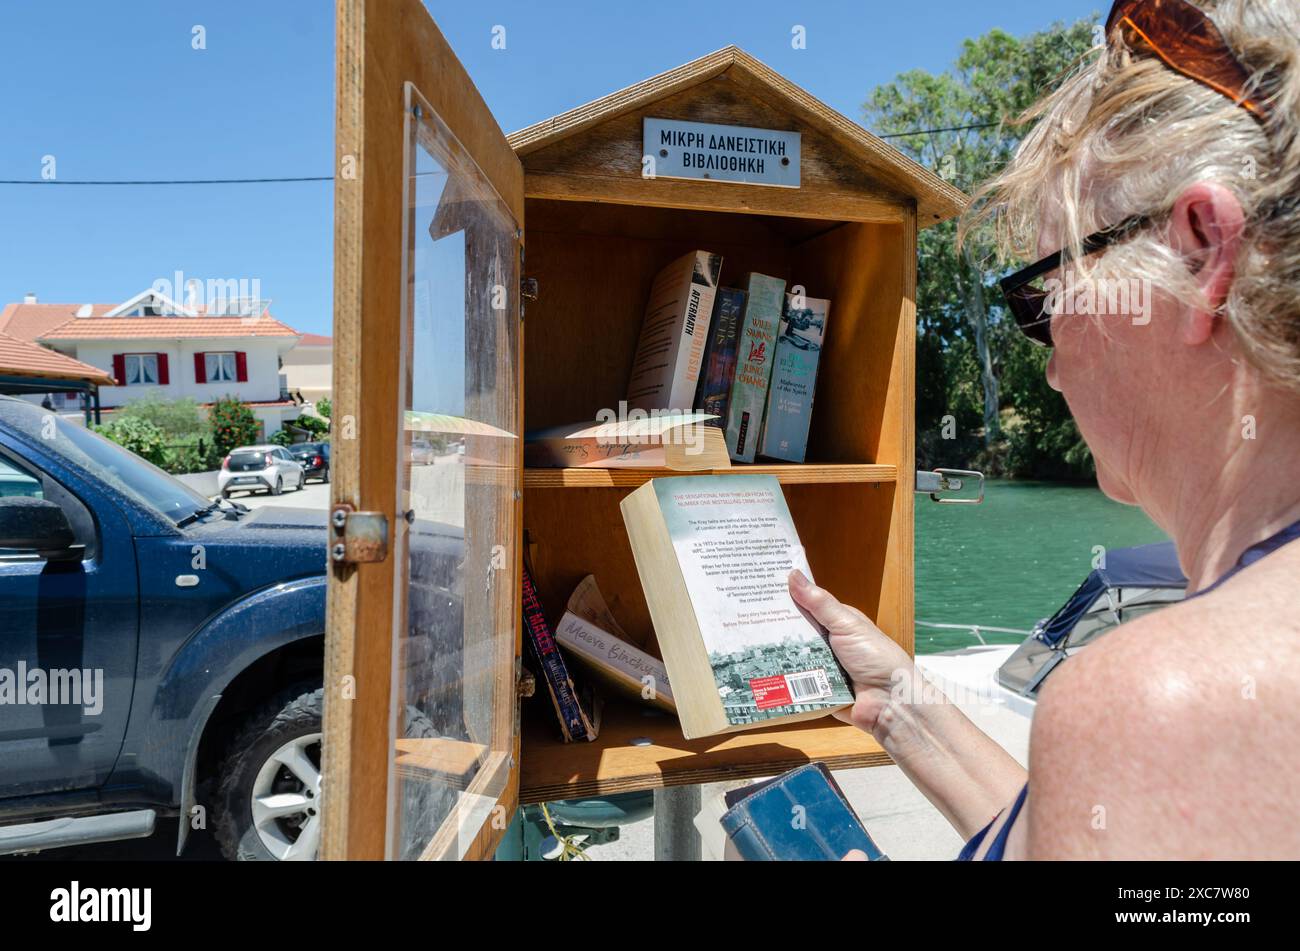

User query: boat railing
[914,620,1033,647]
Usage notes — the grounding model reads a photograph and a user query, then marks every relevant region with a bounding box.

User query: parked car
[0,396,327,859]
[289,442,330,484]
[219,445,305,498]
[409,438,436,465]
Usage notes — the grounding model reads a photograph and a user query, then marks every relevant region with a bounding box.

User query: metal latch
[916,469,985,505]
[330,504,390,564]
[521,277,539,303]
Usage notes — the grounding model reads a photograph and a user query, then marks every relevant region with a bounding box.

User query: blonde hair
[965,0,1300,389]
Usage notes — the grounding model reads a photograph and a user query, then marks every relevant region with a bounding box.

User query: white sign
[643,118,800,188]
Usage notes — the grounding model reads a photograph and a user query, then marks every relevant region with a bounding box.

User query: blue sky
[0,0,1103,337]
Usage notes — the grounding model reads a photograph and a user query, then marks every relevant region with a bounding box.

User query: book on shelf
[524,412,730,471]
[757,293,831,464]
[724,273,786,463]
[619,473,854,739]
[521,560,600,743]
[693,287,747,429]
[554,575,676,713]
[694,763,889,861]
[626,250,724,412]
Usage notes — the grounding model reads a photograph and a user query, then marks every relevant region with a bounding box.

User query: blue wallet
[719,762,889,861]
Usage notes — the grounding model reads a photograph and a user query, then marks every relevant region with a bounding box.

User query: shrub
[270,429,295,447]
[294,413,329,437]
[116,394,207,440]
[315,397,331,421]
[97,416,166,466]
[208,396,260,457]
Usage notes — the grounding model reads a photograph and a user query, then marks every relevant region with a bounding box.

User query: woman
[794,0,1300,859]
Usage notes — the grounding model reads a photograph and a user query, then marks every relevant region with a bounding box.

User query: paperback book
[724,273,786,463]
[524,413,729,471]
[757,293,831,463]
[693,287,747,429]
[555,575,675,712]
[626,250,724,412]
[620,473,853,739]
[521,561,600,743]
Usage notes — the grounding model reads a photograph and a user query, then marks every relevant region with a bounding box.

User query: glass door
[323,0,524,861]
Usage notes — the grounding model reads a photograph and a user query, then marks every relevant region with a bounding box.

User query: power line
[877,121,1002,139]
[0,122,1006,185]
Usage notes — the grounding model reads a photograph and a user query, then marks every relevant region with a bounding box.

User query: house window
[124,353,159,385]
[206,352,238,382]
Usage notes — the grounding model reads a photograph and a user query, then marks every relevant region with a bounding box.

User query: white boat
[913,541,1188,764]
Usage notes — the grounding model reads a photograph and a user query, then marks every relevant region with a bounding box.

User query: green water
[914,480,1169,654]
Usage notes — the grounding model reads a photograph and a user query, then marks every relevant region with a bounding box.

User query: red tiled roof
[40,315,300,341]
[3,301,300,342]
[0,303,115,341]
[297,333,333,346]
[0,330,116,385]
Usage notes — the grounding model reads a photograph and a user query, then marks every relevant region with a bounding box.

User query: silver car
[218,445,305,498]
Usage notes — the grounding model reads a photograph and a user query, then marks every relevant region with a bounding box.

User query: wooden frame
[322,0,524,862]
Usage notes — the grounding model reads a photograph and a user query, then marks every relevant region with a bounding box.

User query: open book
[620,474,853,739]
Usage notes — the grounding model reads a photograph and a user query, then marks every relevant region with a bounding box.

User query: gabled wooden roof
[508,46,968,227]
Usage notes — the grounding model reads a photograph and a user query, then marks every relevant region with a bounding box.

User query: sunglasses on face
[1000,0,1267,348]
[999,214,1153,347]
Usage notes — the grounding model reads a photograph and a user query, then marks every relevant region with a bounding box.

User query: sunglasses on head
[1000,0,1266,348]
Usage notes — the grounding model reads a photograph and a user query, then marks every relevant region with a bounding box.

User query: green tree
[315,397,331,421]
[865,17,1098,467]
[208,396,260,457]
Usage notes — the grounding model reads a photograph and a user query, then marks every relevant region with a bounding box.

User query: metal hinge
[329,503,390,564]
[520,276,538,321]
[915,469,985,505]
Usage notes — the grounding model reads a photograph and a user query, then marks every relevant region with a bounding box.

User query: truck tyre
[211,686,440,861]
[213,684,323,861]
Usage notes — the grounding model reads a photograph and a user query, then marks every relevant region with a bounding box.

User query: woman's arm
[790,571,1026,839]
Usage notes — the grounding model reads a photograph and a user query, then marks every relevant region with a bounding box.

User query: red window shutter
[235,351,248,383]
[156,353,170,385]
[112,353,126,385]
[194,352,207,383]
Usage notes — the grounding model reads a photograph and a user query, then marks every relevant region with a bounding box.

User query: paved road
[221,478,331,510]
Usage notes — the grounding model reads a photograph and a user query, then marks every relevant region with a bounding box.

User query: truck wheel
[212,685,323,861]
[211,687,440,861]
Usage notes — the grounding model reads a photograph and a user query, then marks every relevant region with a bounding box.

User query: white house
[281,332,332,408]
[0,290,303,438]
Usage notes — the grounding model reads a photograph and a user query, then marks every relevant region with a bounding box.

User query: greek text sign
[643,118,800,188]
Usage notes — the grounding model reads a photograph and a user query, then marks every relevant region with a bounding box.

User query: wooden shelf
[518,698,889,804]
[524,462,897,489]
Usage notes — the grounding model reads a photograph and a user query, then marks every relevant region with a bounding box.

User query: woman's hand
[789,569,916,738]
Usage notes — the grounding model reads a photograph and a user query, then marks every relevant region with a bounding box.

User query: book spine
[725,274,786,463]
[693,287,746,428]
[626,251,723,412]
[521,565,595,742]
[757,295,830,463]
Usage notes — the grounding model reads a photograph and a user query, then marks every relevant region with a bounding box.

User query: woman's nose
[1046,350,1062,393]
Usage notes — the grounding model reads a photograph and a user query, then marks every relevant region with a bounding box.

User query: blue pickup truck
[0,396,328,860]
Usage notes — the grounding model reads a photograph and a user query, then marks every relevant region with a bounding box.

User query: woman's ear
[1168,182,1246,345]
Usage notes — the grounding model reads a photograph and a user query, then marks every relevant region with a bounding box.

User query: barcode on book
[786,669,832,702]
[750,669,832,710]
